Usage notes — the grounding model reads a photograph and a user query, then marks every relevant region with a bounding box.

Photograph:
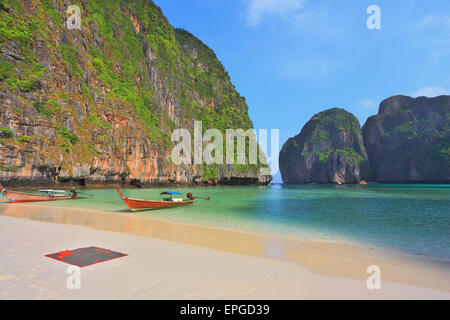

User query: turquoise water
[2,184,449,262]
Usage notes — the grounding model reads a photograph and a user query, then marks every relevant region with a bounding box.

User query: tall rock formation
[362,95,449,183]
[279,108,369,184]
[280,96,449,184]
[0,0,271,187]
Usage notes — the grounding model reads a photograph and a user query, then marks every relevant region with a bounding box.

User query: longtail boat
[116,187,194,211]
[0,183,80,203]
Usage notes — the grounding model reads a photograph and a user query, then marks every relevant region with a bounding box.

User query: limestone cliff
[0,0,271,187]
[362,95,449,183]
[279,108,369,184]
[280,96,449,184]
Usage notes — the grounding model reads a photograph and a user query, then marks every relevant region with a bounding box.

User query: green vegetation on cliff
[280,108,369,184]
[302,109,366,166]
[0,0,266,185]
[175,28,253,132]
[362,95,450,182]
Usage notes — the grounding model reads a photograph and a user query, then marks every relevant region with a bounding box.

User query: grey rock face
[280,96,450,184]
[1,40,24,64]
[362,95,450,183]
[280,108,369,184]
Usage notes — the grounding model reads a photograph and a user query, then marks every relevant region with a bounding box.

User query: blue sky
[154,0,450,180]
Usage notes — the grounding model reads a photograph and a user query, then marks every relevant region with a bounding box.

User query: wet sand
[0,202,449,299]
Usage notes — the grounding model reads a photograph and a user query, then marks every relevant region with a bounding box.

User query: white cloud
[419,15,450,29]
[358,99,377,110]
[245,0,306,26]
[412,86,450,98]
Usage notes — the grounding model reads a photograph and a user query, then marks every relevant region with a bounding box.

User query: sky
[154,0,450,181]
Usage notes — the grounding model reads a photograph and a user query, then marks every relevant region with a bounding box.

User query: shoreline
[0,178,272,190]
[1,202,449,295]
[1,182,449,192]
[4,200,450,265]
[1,214,448,299]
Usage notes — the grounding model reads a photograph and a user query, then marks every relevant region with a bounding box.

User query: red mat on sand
[45,246,127,268]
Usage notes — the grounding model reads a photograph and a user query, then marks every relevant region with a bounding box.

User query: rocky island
[362,95,449,183]
[279,108,369,184]
[280,95,449,184]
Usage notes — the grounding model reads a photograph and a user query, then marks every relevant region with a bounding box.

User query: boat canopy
[39,190,66,194]
[160,191,182,195]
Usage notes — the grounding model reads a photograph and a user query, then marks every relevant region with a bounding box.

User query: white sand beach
[0,203,449,300]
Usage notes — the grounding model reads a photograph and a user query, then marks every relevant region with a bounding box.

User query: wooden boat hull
[122,198,194,211]
[116,187,194,211]
[2,190,77,203]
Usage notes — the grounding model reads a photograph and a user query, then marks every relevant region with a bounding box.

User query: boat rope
[77,191,94,198]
